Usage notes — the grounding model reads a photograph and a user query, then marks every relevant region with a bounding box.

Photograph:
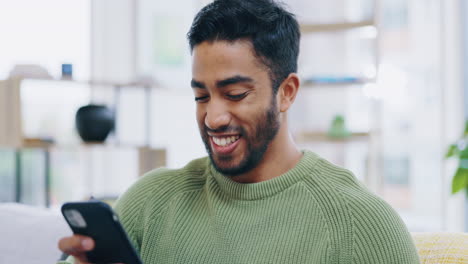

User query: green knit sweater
[64,151,420,263]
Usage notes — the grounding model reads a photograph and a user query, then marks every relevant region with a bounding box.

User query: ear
[277,73,300,112]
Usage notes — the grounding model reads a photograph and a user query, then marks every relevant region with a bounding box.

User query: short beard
[201,97,280,176]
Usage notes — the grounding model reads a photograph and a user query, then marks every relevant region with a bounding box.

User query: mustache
[204,125,243,134]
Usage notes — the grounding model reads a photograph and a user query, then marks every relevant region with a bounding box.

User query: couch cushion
[0,203,71,264]
[413,232,468,264]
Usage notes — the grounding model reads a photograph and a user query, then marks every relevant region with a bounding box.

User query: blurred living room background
[1,0,467,234]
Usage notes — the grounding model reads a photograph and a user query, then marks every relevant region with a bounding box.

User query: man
[58,0,420,263]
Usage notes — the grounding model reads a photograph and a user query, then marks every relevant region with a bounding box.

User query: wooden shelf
[301,78,375,88]
[20,77,162,89]
[300,20,375,33]
[295,131,370,143]
[5,142,166,207]
[18,138,160,151]
[5,140,167,178]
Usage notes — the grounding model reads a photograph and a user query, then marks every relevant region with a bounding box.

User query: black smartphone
[61,201,143,264]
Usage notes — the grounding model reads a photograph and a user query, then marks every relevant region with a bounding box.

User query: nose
[204,99,231,130]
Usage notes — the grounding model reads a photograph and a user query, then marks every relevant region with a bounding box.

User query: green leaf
[452,168,468,194]
[464,120,468,136]
[460,147,468,159]
[445,144,459,158]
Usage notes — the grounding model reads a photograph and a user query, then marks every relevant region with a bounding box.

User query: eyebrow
[191,79,206,89]
[216,75,254,88]
[191,75,254,89]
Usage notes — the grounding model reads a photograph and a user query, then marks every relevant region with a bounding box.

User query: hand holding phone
[60,201,142,264]
[58,234,95,264]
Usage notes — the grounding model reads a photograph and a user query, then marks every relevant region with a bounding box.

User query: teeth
[213,135,240,147]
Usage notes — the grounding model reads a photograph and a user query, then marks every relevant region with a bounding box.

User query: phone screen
[61,201,143,264]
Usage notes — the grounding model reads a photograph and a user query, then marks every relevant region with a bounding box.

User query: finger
[58,235,95,255]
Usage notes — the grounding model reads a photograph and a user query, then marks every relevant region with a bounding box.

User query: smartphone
[61,201,143,264]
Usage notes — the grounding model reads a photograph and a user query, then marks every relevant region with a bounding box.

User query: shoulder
[115,156,210,215]
[301,155,365,201]
[341,182,419,263]
[112,156,210,250]
[114,157,209,234]
[301,155,419,263]
[132,156,209,192]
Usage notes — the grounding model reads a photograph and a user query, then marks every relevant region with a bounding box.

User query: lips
[212,135,240,146]
[210,135,241,155]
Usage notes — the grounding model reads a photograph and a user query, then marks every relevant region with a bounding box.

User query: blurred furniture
[0,77,157,147]
[0,78,22,147]
[413,232,468,263]
[0,78,166,208]
[0,203,71,264]
[0,145,166,207]
[292,0,382,192]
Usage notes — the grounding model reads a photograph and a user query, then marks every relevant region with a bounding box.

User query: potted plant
[445,121,468,195]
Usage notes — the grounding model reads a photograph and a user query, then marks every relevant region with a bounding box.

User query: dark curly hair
[187,0,300,93]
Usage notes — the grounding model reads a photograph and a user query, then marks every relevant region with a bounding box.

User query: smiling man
[190,39,300,183]
[58,0,420,263]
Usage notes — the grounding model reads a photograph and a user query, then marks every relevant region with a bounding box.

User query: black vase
[75,104,115,142]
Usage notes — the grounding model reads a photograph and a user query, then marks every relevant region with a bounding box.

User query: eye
[227,92,248,101]
[195,95,209,103]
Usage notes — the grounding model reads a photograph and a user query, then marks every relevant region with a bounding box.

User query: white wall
[0,0,90,79]
[441,0,465,232]
[90,0,207,169]
[91,0,136,83]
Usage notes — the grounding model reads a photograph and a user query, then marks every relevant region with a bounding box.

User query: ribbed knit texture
[62,151,420,263]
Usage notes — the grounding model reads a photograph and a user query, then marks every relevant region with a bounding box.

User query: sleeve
[113,192,143,254]
[347,192,420,264]
[53,187,148,264]
[113,167,170,254]
[55,167,171,264]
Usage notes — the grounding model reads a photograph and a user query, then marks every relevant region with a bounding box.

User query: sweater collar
[209,150,319,200]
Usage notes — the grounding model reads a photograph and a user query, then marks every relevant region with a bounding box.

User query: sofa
[0,203,71,264]
[413,232,468,263]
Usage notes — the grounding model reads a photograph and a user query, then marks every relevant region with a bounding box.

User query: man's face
[191,40,280,176]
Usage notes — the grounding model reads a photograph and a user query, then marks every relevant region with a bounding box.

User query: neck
[230,124,302,183]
